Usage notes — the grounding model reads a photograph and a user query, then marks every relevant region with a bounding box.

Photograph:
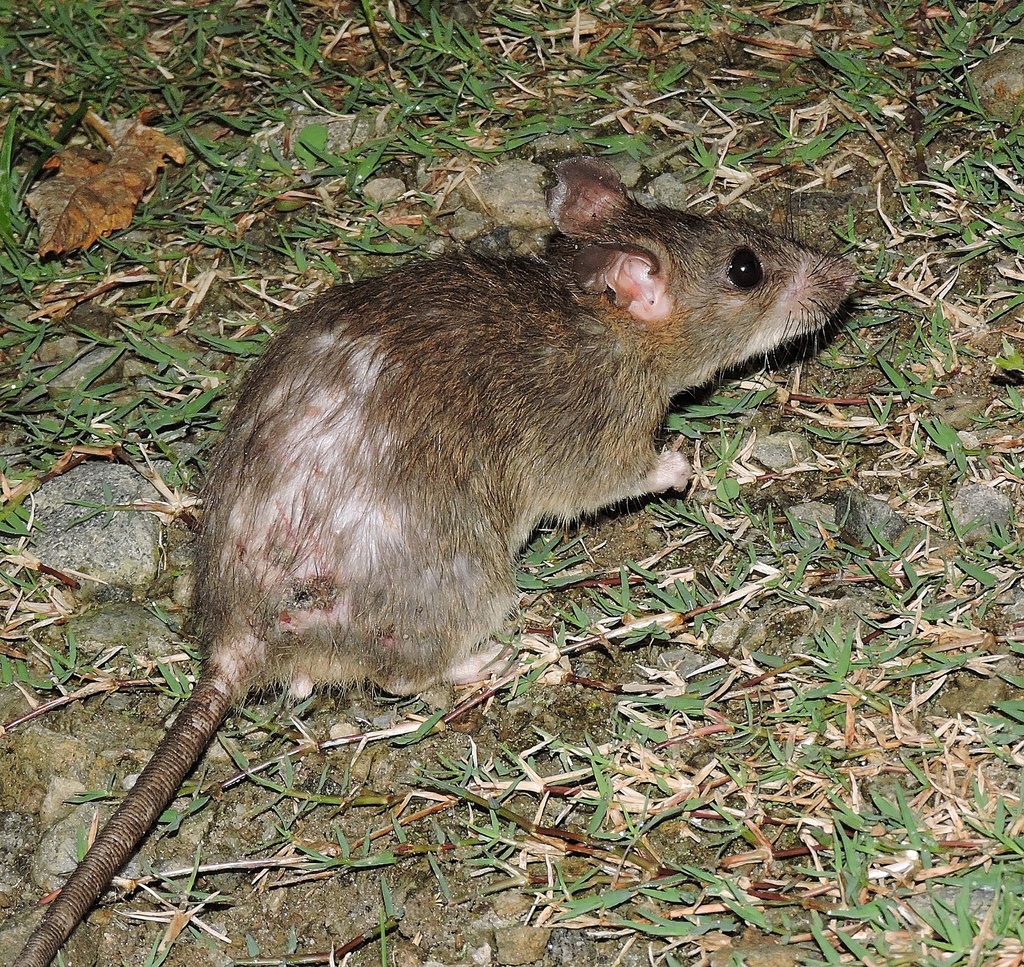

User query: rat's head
[547,157,855,394]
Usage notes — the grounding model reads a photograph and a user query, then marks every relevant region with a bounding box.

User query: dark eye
[727,248,763,289]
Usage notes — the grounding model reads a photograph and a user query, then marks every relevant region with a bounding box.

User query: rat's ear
[547,157,628,237]
[574,244,673,324]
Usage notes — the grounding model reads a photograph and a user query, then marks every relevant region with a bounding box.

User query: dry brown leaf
[26,116,186,256]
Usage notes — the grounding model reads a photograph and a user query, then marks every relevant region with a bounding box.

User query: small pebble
[708,618,767,656]
[493,925,551,965]
[949,483,1012,544]
[362,176,406,205]
[752,431,813,471]
[835,489,908,547]
[970,44,1024,120]
[462,160,550,230]
[787,501,837,545]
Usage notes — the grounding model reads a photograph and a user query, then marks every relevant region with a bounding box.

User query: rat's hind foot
[643,450,691,493]
[444,643,513,685]
[379,643,512,696]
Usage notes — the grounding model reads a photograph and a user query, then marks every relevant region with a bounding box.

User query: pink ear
[574,245,673,323]
[547,157,627,236]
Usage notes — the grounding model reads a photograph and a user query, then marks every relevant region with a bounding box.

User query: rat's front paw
[644,450,691,493]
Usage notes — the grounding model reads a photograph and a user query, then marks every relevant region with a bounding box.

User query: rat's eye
[727,248,763,289]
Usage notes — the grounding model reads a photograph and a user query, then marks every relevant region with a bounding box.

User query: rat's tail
[14,672,236,967]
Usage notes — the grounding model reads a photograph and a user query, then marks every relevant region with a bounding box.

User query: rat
[14,156,854,967]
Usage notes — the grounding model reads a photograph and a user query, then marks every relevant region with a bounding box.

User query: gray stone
[787,501,837,538]
[40,776,87,829]
[607,155,644,188]
[45,346,123,395]
[999,586,1024,622]
[292,113,375,157]
[752,431,813,470]
[658,644,711,676]
[0,810,35,896]
[468,943,494,966]
[904,883,1000,925]
[67,602,183,661]
[35,334,80,365]
[646,172,696,210]
[362,176,407,205]
[241,111,376,173]
[950,483,1013,544]
[970,44,1024,120]
[5,726,96,789]
[708,618,767,656]
[30,462,164,595]
[529,134,585,157]
[835,489,908,547]
[461,161,550,230]
[30,805,95,890]
[447,207,493,242]
[0,911,38,967]
[494,924,551,965]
